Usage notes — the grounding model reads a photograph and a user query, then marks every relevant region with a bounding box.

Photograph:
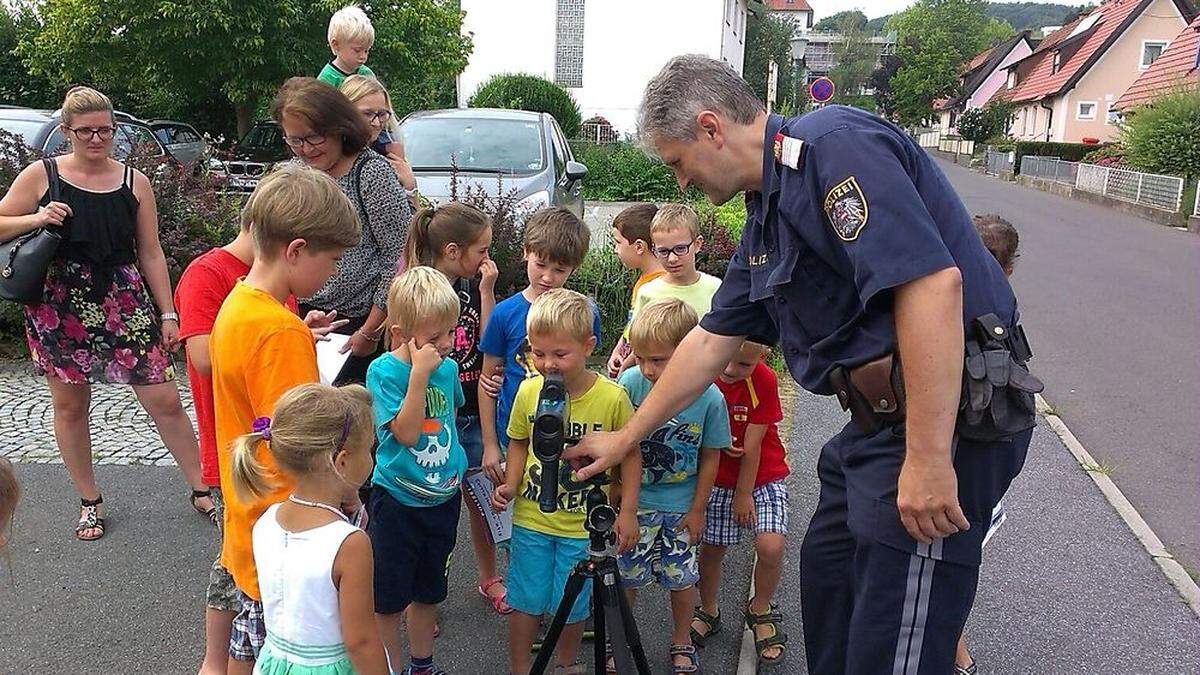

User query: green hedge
[1014,141,1112,174]
[468,73,582,139]
[571,141,704,202]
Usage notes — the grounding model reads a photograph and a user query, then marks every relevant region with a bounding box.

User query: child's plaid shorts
[702,480,789,547]
[228,591,265,661]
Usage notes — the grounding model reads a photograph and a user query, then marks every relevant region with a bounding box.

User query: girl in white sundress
[230,382,387,675]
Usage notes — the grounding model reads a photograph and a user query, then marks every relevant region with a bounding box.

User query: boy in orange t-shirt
[210,164,362,673]
[606,203,664,377]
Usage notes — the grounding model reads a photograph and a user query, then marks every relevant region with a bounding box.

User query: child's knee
[700,542,727,562]
[755,533,786,565]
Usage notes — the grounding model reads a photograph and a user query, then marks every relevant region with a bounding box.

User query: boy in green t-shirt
[490,289,642,675]
[317,5,378,88]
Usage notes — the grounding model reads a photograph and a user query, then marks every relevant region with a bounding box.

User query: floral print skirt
[23,258,175,385]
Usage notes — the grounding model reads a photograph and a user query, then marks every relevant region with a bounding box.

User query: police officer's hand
[562,430,632,481]
[897,457,970,544]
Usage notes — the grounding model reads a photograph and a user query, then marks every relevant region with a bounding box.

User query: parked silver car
[148,120,208,171]
[399,108,587,218]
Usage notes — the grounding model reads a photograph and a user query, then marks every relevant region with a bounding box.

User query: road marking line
[1037,394,1200,618]
[737,552,759,674]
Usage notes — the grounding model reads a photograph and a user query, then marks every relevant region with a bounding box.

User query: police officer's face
[633,342,675,384]
[655,131,741,206]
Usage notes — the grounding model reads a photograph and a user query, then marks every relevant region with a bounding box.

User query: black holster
[957,314,1043,441]
[830,353,906,435]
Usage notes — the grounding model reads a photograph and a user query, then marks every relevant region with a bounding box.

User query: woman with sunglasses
[0,86,214,541]
[272,77,412,385]
[339,74,418,208]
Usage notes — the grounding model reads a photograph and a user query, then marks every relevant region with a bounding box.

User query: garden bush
[570,141,703,202]
[1119,90,1200,182]
[468,73,582,139]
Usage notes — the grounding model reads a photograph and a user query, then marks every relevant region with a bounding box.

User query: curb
[1036,393,1200,618]
[737,552,759,674]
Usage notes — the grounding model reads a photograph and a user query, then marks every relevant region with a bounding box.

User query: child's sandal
[689,606,721,646]
[745,604,788,667]
[477,575,514,615]
[75,495,105,541]
[669,644,700,674]
[190,488,218,527]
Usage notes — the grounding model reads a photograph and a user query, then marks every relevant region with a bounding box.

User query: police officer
[566,55,1035,674]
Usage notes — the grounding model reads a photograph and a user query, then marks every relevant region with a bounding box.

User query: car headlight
[208,157,226,172]
[516,190,551,214]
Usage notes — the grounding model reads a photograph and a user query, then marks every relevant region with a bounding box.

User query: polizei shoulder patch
[773,132,804,170]
[823,176,869,241]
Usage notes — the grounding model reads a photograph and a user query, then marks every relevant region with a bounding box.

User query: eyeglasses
[283,133,328,149]
[64,125,116,141]
[360,109,392,123]
[652,241,695,259]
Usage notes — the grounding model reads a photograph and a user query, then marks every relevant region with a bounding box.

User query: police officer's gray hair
[637,54,764,152]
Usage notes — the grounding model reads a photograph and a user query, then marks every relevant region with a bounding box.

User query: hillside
[865,2,1091,34]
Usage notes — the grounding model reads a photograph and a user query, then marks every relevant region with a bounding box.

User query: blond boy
[318,5,378,88]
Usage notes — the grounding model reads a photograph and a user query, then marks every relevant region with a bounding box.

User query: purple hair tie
[251,416,272,441]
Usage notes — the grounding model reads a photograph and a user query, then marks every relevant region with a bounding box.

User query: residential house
[936,31,1035,134]
[457,0,751,135]
[765,0,814,30]
[990,0,1194,143]
[1114,14,1200,110]
[791,31,897,88]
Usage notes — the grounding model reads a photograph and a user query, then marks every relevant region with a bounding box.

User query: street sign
[767,59,778,113]
[809,76,835,104]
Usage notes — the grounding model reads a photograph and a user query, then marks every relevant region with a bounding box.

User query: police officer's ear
[696,111,723,144]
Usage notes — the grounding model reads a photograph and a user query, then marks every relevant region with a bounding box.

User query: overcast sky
[811,0,1070,21]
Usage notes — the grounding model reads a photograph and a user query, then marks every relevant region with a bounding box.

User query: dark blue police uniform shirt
[700,106,1017,396]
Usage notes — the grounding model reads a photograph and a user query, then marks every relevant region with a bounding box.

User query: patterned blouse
[303,149,412,318]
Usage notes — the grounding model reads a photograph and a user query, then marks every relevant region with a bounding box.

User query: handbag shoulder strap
[42,157,61,203]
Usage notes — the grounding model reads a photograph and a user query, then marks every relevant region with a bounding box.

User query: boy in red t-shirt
[175,207,335,675]
[690,340,790,666]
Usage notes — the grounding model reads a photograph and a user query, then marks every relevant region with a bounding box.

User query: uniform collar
[757,114,785,219]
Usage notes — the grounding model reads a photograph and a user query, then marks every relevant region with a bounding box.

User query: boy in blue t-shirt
[478,207,598,481]
[366,267,466,675]
[616,298,729,673]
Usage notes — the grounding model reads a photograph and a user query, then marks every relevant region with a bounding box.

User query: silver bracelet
[160,312,179,323]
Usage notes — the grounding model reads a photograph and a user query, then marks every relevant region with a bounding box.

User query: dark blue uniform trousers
[800,422,1031,674]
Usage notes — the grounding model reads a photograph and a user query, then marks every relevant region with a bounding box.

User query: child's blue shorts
[506,525,591,623]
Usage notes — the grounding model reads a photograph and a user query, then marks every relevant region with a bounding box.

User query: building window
[554,0,585,88]
[1141,40,1168,69]
[1051,51,1062,73]
[1023,109,1034,135]
[1076,101,1097,120]
[1106,103,1122,125]
[1007,70,1017,89]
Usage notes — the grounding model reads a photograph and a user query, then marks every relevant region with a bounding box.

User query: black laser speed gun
[532,372,569,513]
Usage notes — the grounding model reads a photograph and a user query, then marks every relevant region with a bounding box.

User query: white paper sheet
[316,333,352,385]
[463,469,513,544]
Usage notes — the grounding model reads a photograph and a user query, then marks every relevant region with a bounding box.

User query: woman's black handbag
[0,158,64,303]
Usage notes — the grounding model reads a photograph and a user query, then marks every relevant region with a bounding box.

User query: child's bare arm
[479,354,503,445]
[680,448,721,543]
[388,369,431,447]
[334,531,389,675]
[504,438,528,493]
[732,423,767,527]
[614,442,642,552]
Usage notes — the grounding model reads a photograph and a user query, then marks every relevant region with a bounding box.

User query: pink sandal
[478,576,513,615]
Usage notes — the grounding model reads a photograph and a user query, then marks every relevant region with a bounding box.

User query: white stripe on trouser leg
[892,552,937,675]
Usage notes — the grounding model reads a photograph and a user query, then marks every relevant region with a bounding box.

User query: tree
[745,12,799,112]
[469,74,582,138]
[885,0,997,126]
[1120,90,1200,183]
[829,12,877,102]
[17,0,472,137]
[0,9,59,109]
[814,10,868,33]
[870,54,903,119]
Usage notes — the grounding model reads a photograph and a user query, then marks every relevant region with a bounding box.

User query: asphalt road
[934,158,1200,573]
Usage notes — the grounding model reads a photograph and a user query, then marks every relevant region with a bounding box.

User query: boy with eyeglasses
[623,203,722,348]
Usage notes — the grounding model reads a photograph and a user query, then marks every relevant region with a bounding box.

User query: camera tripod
[530,484,651,675]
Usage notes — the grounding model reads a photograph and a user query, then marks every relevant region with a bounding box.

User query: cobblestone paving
[0,359,193,466]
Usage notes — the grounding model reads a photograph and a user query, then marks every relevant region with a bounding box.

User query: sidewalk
[1,362,1197,672]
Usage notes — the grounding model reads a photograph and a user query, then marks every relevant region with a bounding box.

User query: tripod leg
[612,576,652,675]
[531,564,589,675]
[592,577,607,673]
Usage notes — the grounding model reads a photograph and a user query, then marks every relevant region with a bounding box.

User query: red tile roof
[989,0,1189,105]
[965,46,994,72]
[934,97,953,110]
[764,0,812,11]
[1114,15,1200,109]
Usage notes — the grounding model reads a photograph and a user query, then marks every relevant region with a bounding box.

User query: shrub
[1081,144,1126,167]
[468,73,583,139]
[1119,89,1200,182]
[570,141,704,202]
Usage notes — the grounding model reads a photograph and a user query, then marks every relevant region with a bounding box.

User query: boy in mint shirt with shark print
[366,267,467,675]
[616,298,730,673]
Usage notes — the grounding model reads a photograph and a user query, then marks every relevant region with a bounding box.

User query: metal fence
[1075,163,1184,212]
[1194,181,1199,217]
[984,147,1014,175]
[1021,156,1186,212]
[577,122,618,144]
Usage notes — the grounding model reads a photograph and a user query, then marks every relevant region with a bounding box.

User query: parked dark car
[219,120,290,193]
[148,119,208,171]
[399,108,587,218]
[0,106,173,167]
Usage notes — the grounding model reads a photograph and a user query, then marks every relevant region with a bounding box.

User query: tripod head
[582,475,617,556]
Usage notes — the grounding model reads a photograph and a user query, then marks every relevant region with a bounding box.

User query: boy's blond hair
[245,163,361,255]
[650,202,700,239]
[328,4,375,46]
[60,86,113,126]
[385,266,460,338]
[524,206,590,269]
[527,289,595,344]
[628,298,698,352]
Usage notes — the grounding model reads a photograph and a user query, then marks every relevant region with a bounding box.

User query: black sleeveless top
[39,158,140,268]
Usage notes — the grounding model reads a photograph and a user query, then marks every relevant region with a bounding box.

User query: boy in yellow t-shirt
[490,289,642,675]
[210,164,361,672]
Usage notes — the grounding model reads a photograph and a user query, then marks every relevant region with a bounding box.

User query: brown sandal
[745,604,788,667]
[75,495,105,541]
[191,489,218,526]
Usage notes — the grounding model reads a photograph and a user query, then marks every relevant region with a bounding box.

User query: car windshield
[0,119,48,146]
[401,117,545,173]
[241,124,282,150]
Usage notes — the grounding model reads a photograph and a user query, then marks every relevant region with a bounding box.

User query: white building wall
[458,0,740,135]
[966,40,1033,110]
